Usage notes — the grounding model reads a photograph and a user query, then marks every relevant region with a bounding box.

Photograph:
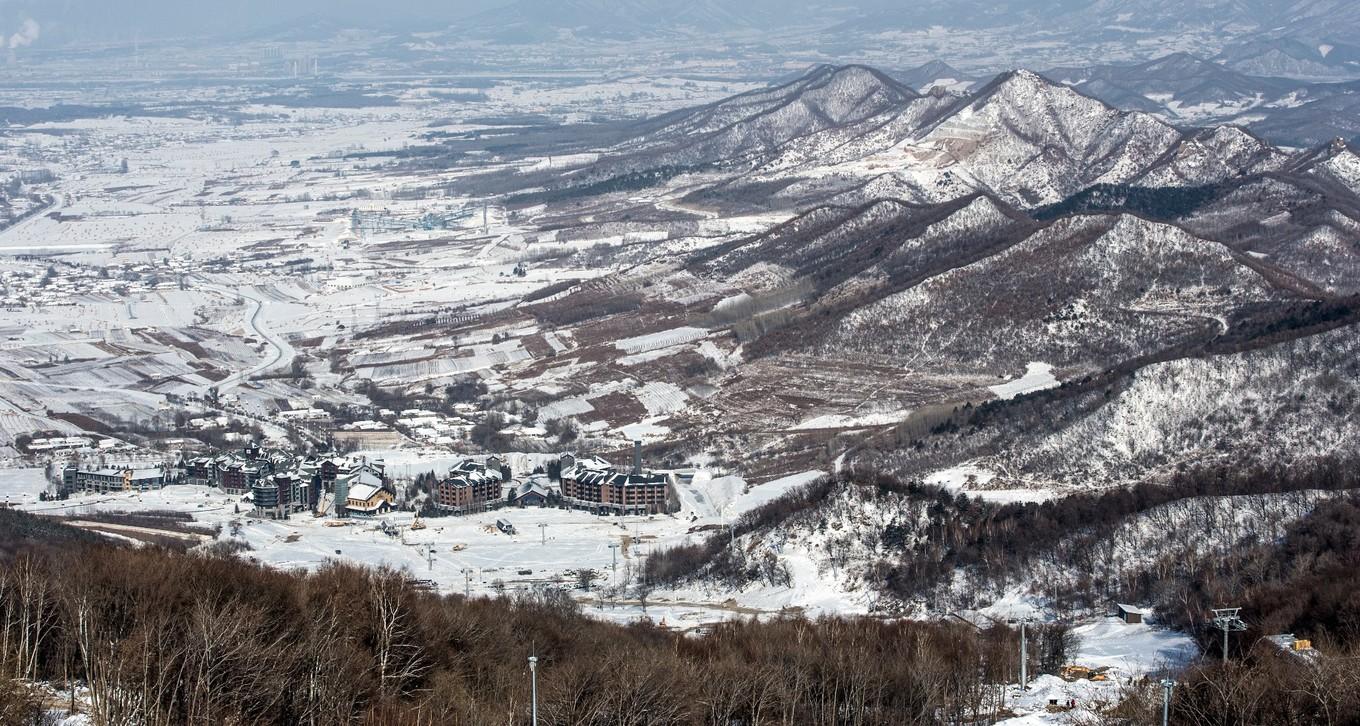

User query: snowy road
[198,280,295,392]
[0,195,62,251]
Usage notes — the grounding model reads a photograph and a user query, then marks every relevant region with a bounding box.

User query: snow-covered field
[0,467,50,506]
[1000,615,1196,724]
[989,362,1059,400]
[11,466,832,628]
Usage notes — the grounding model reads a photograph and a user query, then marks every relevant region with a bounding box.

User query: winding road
[197,280,295,393]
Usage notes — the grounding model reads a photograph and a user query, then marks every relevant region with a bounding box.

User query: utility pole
[608,542,619,587]
[1161,678,1175,726]
[1211,607,1247,661]
[462,568,473,598]
[427,546,434,571]
[539,522,547,545]
[528,653,539,726]
[1019,619,1029,691]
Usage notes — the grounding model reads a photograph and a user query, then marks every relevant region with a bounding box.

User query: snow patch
[989,362,1058,400]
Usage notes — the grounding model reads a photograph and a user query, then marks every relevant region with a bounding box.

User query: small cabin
[509,481,551,508]
[1115,603,1143,624]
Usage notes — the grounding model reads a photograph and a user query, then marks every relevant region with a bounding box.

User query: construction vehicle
[1059,665,1112,682]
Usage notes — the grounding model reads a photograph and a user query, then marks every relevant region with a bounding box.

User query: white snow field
[11,467,830,628]
[998,615,1196,724]
[989,362,1060,400]
[0,468,51,506]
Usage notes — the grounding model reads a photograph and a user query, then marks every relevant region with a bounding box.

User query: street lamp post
[528,655,539,726]
[1161,678,1175,726]
[608,542,619,587]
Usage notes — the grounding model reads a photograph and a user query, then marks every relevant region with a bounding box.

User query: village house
[344,477,395,516]
[508,480,553,508]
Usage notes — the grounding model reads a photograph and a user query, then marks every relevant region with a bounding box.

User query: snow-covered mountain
[538,62,1360,214]
[824,214,1277,372]
[1035,52,1360,145]
[894,60,982,94]
[901,70,1182,206]
[483,59,1360,508]
[1045,53,1295,121]
[840,0,1360,68]
[1217,37,1360,78]
[629,65,918,158]
[1133,126,1288,187]
[1298,139,1360,195]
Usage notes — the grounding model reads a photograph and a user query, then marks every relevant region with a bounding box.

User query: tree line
[0,511,1053,726]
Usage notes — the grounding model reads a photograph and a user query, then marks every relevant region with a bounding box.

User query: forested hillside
[2,505,1358,724]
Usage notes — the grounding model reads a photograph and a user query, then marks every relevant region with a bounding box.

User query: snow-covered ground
[0,467,50,506]
[11,467,831,628]
[989,362,1060,400]
[999,615,1196,724]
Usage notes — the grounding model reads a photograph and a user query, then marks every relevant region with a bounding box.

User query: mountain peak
[1138,52,1215,74]
[910,59,964,77]
[968,68,1109,113]
[998,68,1050,86]
[798,64,919,102]
[974,68,1074,101]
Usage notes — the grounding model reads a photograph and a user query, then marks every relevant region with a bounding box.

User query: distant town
[53,440,679,521]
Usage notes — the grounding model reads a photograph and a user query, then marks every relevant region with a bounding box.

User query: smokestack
[632,440,643,476]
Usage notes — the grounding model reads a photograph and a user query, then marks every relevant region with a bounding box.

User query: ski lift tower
[1211,607,1247,661]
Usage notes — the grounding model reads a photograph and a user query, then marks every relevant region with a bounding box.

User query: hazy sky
[2,0,1348,51]
[3,0,896,44]
[0,0,515,43]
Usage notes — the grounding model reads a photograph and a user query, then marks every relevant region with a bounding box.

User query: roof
[512,481,551,499]
[348,483,383,502]
[444,460,504,488]
[340,470,383,488]
[563,456,666,486]
[1116,603,1141,614]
